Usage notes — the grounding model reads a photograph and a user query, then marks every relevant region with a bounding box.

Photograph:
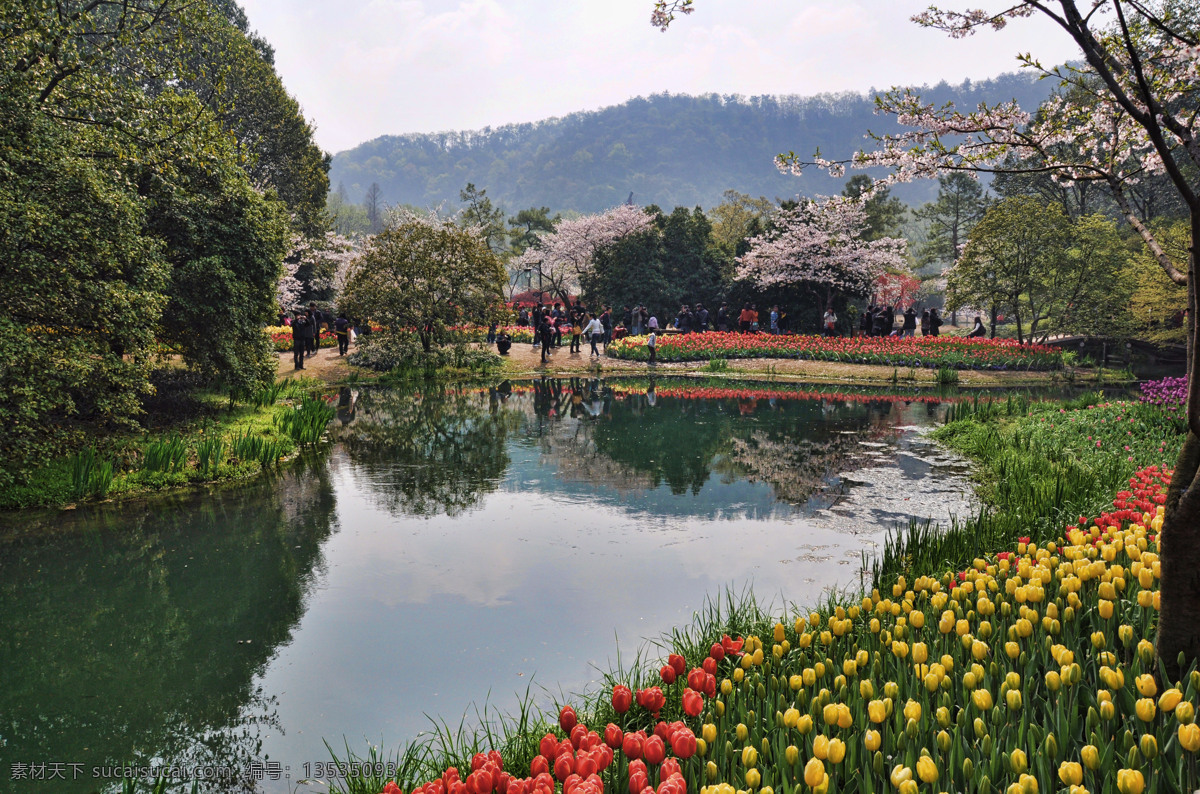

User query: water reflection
[0,378,978,794]
[0,461,338,793]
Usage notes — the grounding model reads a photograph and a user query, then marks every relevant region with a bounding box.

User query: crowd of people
[855,304,945,338]
[281,304,360,369]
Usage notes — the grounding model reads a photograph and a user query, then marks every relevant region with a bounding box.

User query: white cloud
[237,0,1083,153]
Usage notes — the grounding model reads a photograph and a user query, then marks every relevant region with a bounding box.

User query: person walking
[647,313,658,333]
[600,307,613,347]
[717,303,729,333]
[335,313,351,355]
[583,314,604,358]
[569,313,583,354]
[696,304,709,333]
[920,309,931,336]
[292,311,310,369]
[738,303,753,333]
[902,306,917,337]
[769,306,780,335]
[823,307,837,337]
[929,308,943,336]
[646,329,657,365]
[308,303,326,356]
[538,315,554,363]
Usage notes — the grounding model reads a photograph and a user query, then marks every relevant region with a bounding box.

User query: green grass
[0,379,333,510]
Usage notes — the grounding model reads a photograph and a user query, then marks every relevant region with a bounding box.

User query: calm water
[0,378,977,794]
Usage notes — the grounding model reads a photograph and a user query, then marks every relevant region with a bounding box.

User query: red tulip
[628,760,647,779]
[559,705,578,733]
[444,769,462,788]
[556,740,573,759]
[563,774,581,794]
[659,665,676,685]
[686,668,706,691]
[552,754,574,782]
[682,689,704,717]
[660,759,682,781]
[628,771,648,794]
[585,731,600,750]
[471,754,488,772]
[622,732,644,760]
[569,724,587,750]
[701,656,717,676]
[449,783,466,794]
[496,774,511,794]
[643,735,666,765]
[668,654,686,675]
[604,723,623,749]
[704,674,716,698]
[539,734,558,761]
[575,754,597,779]
[612,684,633,713]
[641,686,666,715]
[596,745,613,771]
[670,729,697,759]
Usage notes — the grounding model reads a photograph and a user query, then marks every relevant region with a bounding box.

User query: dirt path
[276,344,356,384]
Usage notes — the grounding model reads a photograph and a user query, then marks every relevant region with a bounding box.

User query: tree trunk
[1157,208,1200,681]
[989,305,998,339]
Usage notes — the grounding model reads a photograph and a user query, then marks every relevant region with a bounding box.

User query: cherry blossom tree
[513,204,655,306]
[653,0,1200,677]
[737,198,908,310]
[282,231,359,311]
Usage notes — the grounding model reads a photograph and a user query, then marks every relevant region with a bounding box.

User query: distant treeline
[330,73,1056,213]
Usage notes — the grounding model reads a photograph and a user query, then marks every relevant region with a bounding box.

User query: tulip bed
[266,325,338,352]
[352,457,1197,794]
[606,333,1064,371]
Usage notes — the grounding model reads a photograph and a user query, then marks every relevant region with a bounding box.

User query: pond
[0,378,980,794]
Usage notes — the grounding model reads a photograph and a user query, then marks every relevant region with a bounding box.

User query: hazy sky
[237,0,1082,155]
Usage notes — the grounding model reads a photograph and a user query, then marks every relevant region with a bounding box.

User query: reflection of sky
[253,397,974,791]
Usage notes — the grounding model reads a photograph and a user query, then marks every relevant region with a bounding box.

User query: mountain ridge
[329,71,1058,213]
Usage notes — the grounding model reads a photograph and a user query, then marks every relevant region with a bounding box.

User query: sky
[236,0,1083,155]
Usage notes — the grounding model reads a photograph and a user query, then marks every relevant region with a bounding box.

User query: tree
[364,183,384,234]
[459,183,508,255]
[709,190,776,258]
[1129,220,1191,345]
[285,231,358,307]
[0,96,168,487]
[655,0,1200,673]
[513,204,655,306]
[736,198,908,311]
[508,207,560,257]
[339,213,506,353]
[842,175,907,241]
[916,173,989,272]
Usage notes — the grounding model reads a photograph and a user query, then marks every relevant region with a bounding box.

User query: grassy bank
[328,387,1190,794]
[0,379,335,510]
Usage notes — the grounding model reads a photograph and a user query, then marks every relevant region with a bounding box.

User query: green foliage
[914,172,987,273]
[195,437,226,479]
[142,435,189,474]
[339,215,507,352]
[276,397,336,446]
[69,449,115,501]
[583,207,729,319]
[0,95,168,488]
[459,183,508,254]
[947,198,1132,343]
[1128,219,1189,345]
[842,175,907,240]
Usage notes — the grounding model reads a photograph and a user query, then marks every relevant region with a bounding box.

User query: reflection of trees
[337,387,518,516]
[0,465,338,792]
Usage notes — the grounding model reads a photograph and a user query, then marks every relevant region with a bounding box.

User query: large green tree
[340,214,506,352]
[915,173,988,273]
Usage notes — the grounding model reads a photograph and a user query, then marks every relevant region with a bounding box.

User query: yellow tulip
[703,723,717,743]
[803,758,824,787]
[744,769,761,790]
[1139,733,1158,761]
[903,699,922,722]
[1009,749,1027,775]
[1176,701,1195,723]
[1159,688,1183,712]
[1179,722,1200,753]
[774,622,785,642]
[797,714,813,735]
[1135,698,1156,722]
[812,735,829,760]
[1081,745,1100,770]
[827,738,846,764]
[1045,670,1061,692]
[1006,689,1023,711]
[836,703,852,729]
[916,756,937,784]
[1135,674,1157,697]
[971,689,993,712]
[1057,762,1083,786]
[822,703,838,726]
[785,745,799,766]
[889,765,913,788]
[742,746,758,768]
[868,699,887,723]
[864,729,881,751]
[1116,769,1144,794]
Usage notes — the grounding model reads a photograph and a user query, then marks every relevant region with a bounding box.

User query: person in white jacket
[582,316,604,357]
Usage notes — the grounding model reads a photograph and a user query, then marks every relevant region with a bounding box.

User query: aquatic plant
[276,396,336,446]
[195,437,225,478]
[141,434,187,473]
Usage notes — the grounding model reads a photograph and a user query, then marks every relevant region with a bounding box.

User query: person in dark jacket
[968,316,987,337]
[334,313,351,355]
[538,317,554,363]
[929,308,943,336]
[920,309,931,336]
[902,307,918,337]
[292,312,311,369]
[716,303,730,332]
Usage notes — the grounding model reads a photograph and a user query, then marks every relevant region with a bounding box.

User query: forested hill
[329,72,1056,214]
